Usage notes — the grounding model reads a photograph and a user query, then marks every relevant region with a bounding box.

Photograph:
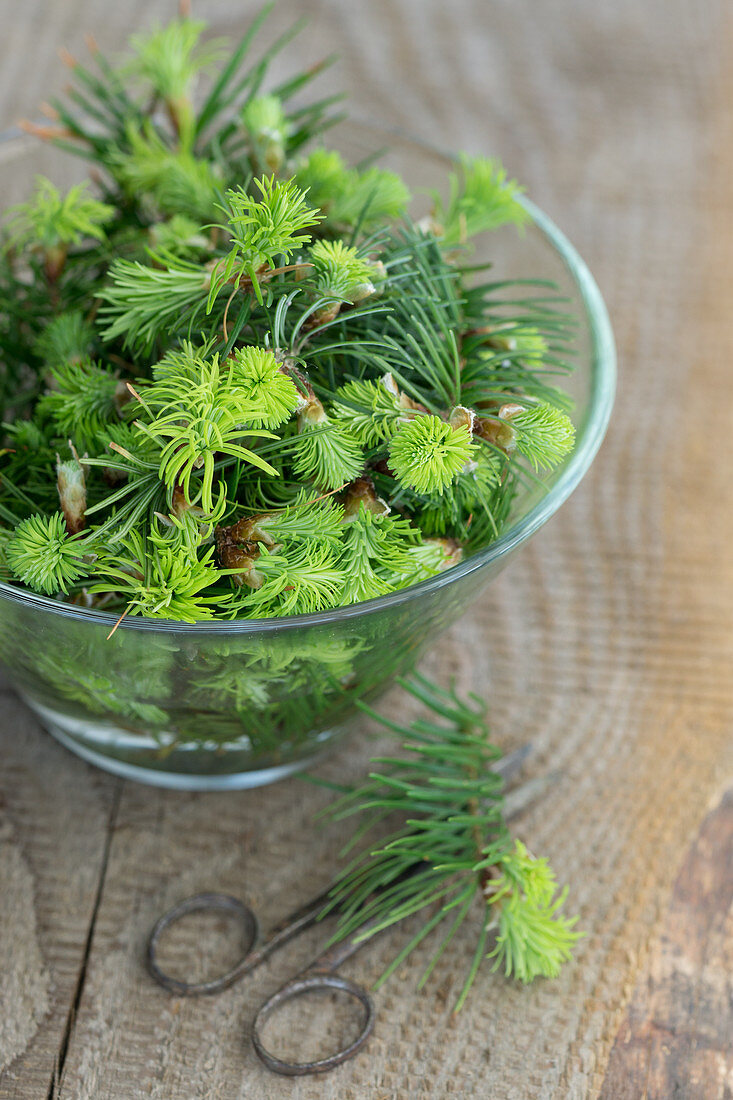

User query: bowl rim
[0,153,616,634]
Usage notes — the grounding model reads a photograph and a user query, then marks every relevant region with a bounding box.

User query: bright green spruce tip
[320,674,582,1006]
[0,9,577,622]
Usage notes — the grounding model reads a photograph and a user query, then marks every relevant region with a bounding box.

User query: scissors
[147,744,550,1077]
[147,882,382,1076]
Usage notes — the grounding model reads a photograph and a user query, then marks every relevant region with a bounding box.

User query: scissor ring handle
[147,892,259,996]
[252,972,375,1076]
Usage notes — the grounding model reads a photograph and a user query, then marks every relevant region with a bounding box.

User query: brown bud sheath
[171,484,206,522]
[425,537,463,571]
[498,402,526,420]
[305,301,342,329]
[214,527,264,588]
[57,455,87,534]
[449,405,477,434]
[298,393,328,431]
[382,373,429,417]
[474,404,527,455]
[44,243,68,283]
[342,476,391,520]
[215,513,277,548]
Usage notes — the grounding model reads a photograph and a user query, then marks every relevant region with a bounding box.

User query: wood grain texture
[2,1,733,1097]
[0,682,117,1098]
[599,788,733,1100]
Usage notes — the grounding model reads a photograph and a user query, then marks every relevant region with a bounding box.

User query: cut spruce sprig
[0,7,577,620]
[318,674,581,1007]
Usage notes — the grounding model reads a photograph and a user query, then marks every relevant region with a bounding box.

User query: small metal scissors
[147,884,379,1075]
[147,744,548,1076]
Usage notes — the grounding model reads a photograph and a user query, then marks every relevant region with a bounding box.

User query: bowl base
[23,695,322,790]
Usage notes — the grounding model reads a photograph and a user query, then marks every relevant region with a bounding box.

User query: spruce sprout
[429,154,529,246]
[331,376,404,447]
[33,310,95,366]
[212,176,322,303]
[56,453,87,534]
[6,512,90,594]
[220,491,345,550]
[90,526,227,622]
[308,239,375,301]
[109,122,223,222]
[131,352,280,512]
[127,17,222,146]
[227,345,301,428]
[98,256,216,354]
[241,94,291,173]
[224,540,344,617]
[295,148,411,227]
[293,396,365,490]
[501,403,576,470]
[388,414,476,495]
[148,214,210,258]
[485,840,580,982]
[6,177,114,252]
[38,359,122,454]
[5,177,114,281]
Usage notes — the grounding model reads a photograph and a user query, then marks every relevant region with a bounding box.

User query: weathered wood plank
[0,687,117,1100]
[599,787,733,1100]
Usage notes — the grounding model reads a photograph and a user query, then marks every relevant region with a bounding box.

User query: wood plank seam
[47,781,123,1100]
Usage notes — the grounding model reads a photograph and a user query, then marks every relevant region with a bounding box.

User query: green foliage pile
[0,9,576,621]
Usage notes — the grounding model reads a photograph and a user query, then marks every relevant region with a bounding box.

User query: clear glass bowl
[0,124,616,789]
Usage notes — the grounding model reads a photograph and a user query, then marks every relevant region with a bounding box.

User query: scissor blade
[504,770,561,821]
[243,889,332,974]
[494,741,533,782]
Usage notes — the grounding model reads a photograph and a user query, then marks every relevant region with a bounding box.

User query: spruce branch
[241,93,291,173]
[319,674,581,1008]
[80,421,166,542]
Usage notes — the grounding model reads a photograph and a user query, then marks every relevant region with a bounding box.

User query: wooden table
[1,2,732,1097]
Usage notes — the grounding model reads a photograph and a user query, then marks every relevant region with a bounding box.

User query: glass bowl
[0,123,615,789]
